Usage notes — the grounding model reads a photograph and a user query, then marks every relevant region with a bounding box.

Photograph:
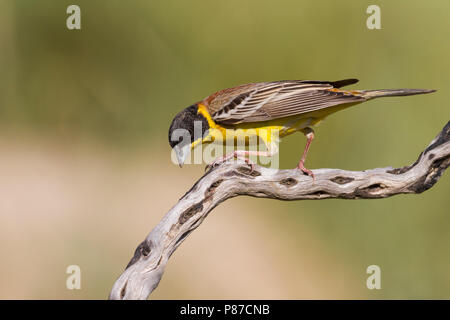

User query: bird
[168,79,435,178]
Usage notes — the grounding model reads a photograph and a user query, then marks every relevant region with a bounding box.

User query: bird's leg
[296,127,315,179]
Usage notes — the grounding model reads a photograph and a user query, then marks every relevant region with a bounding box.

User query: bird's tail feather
[360,88,436,99]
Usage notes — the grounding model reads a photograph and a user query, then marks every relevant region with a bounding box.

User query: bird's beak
[174,144,190,167]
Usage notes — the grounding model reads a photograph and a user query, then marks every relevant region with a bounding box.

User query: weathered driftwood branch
[110,121,450,300]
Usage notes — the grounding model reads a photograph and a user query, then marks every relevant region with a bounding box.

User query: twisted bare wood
[110,121,450,300]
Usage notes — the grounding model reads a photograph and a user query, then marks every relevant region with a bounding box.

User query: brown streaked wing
[210,81,366,125]
[205,82,266,115]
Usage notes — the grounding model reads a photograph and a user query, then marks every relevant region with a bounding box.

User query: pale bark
[110,121,450,300]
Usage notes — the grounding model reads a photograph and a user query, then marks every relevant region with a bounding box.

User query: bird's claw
[296,163,315,181]
[205,154,233,172]
[205,152,255,173]
[205,159,223,172]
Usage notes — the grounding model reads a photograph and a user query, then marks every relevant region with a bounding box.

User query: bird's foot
[205,151,255,172]
[296,162,315,181]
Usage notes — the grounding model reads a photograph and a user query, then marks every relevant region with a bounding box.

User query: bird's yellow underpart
[192,102,361,151]
[196,104,282,149]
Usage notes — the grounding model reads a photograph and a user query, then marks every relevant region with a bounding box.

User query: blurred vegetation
[0,0,449,299]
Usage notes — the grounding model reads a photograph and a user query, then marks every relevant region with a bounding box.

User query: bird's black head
[168,104,210,166]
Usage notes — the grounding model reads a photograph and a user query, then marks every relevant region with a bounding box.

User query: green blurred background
[0,0,449,299]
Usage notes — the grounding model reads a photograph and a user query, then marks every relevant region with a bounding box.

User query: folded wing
[209,80,365,125]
